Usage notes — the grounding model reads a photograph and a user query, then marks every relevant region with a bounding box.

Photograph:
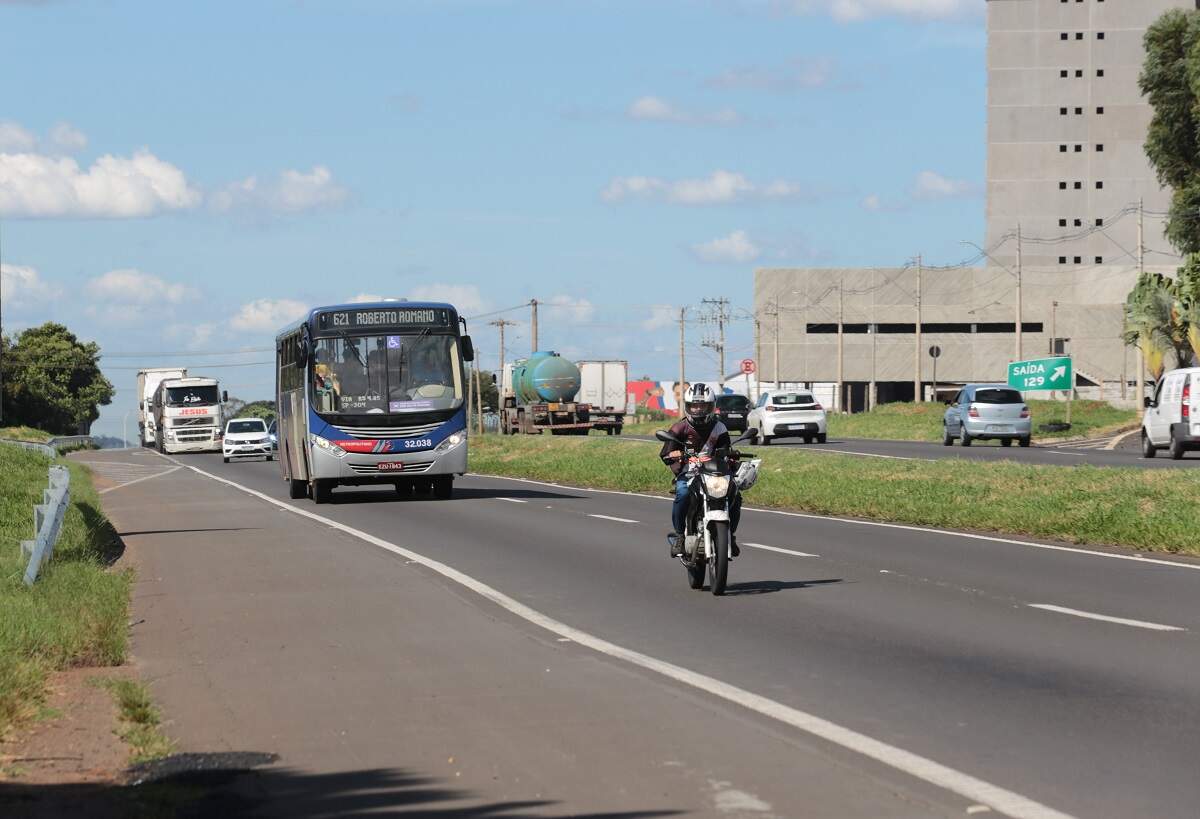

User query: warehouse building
[755,0,1190,410]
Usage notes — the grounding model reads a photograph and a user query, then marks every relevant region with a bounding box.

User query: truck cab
[153,377,226,454]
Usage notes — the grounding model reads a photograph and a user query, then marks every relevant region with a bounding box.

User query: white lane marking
[1104,428,1140,451]
[161,455,1075,819]
[742,542,819,558]
[587,513,638,524]
[98,466,181,494]
[470,473,1200,573]
[494,497,528,503]
[801,448,918,461]
[1027,604,1186,632]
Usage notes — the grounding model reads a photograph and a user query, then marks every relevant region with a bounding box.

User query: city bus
[275,300,474,503]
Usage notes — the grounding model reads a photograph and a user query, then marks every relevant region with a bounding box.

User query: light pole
[122,409,132,449]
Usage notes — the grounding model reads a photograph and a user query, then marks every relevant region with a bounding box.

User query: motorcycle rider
[660,383,741,558]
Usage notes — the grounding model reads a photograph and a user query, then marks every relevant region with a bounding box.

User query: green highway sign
[1008,356,1072,391]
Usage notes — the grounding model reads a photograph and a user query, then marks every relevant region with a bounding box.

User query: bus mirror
[222,390,229,403]
[490,373,497,384]
[461,335,475,362]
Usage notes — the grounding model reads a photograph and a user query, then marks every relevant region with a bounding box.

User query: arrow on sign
[1052,366,1066,382]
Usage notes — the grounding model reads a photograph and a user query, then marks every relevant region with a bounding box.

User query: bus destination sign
[317,307,450,332]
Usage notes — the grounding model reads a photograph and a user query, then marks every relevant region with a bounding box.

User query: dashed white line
[742,542,819,558]
[801,448,919,461]
[587,513,638,524]
[494,497,528,503]
[1027,604,1186,632]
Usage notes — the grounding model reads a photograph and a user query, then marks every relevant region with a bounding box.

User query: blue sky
[0,0,986,439]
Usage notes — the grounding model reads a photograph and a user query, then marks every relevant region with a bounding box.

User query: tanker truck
[500,352,625,435]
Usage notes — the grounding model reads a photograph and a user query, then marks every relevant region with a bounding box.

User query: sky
[0,0,987,440]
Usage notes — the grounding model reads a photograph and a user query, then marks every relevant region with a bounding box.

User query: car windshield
[312,333,463,415]
[974,388,1023,404]
[165,385,219,406]
[772,393,814,406]
[228,420,267,434]
[717,396,750,409]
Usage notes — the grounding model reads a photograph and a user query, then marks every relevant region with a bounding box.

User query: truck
[151,375,226,454]
[576,360,628,434]
[499,351,625,435]
[136,367,187,447]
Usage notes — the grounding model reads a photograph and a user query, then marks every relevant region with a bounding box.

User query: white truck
[152,376,226,454]
[577,360,628,434]
[136,367,187,447]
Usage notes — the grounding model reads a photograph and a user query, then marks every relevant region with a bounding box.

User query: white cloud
[231,298,310,333]
[347,293,384,303]
[0,149,200,218]
[759,0,978,22]
[602,170,804,205]
[405,284,487,316]
[626,96,742,126]
[545,294,594,323]
[912,170,980,200]
[1,262,60,309]
[0,121,37,153]
[706,58,834,92]
[47,122,87,153]
[691,230,762,264]
[863,194,882,211]
[86,268,197,306]
[642,304,677,331]
[212,165,348,213]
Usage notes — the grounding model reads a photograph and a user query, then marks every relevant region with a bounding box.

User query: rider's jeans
[672,478,741,535]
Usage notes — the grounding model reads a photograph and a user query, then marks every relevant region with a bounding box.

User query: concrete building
[755,0,1191,410]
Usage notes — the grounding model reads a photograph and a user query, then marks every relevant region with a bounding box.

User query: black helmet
[683,383,716,428]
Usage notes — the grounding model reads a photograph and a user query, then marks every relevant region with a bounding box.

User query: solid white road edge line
[587,513,638,524]
[742,543,819,558]
[470,473,1200,573]
[494,497,528,503]
[97,465,181,495]
[161,454,1074,819]
[1027,604,1187,632]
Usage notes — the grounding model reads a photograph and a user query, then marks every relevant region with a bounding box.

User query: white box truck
[136,367,187,447]
[577,359,627,435]
[152,376,225,453]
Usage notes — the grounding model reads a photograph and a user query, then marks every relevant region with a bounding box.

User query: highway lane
[164,450,1200,819]
[628,432,1197,468]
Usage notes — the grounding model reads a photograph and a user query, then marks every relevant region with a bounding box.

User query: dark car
[715,394,752,431]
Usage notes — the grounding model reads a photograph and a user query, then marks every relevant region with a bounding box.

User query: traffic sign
[741,359,756,375]
[1008,356,1072,391]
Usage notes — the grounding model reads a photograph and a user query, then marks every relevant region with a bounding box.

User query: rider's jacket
[660,418,732,478]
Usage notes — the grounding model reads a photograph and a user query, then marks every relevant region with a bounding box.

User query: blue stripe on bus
[307,406,466,453]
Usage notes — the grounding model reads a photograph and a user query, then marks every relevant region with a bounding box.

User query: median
[469,435,1200,556]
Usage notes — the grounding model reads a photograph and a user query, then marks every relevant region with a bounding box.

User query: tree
[1141,9,1200,255]
[1,322,115,434]
[1124,273,1195,380]
[237,400,277,421]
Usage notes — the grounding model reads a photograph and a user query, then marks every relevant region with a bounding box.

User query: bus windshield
[311,333,463,415]
[166,385,219,406]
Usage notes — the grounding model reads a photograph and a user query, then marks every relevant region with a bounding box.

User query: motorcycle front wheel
[685,559,706,590]
[708,522,729,596]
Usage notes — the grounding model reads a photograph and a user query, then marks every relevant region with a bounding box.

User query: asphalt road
[83,447,1200,818]
[629,430,1198,468]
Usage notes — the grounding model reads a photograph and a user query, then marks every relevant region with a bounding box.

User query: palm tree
[1124,272,1192,381]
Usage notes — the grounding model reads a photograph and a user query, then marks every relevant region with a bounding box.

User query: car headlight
[309,433,347,458]
[701,473,730,498]
[433,431,466,454]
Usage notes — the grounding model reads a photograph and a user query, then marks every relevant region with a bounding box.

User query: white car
[1142,366,1200,459]
[748,390,827,445]
[223,417,274,463]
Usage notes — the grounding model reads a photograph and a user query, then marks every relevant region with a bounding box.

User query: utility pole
[837,282,845,413]
[914,255,922,402]
[530,299,539,353]
[1137,199,1146,420]
[475,349,484,435]
[753,312,762,402]
[678,307,687,416]
[770,300,780,391]
[701,298,730,389]
[489,318,516,375]
[1015,223,1023,362]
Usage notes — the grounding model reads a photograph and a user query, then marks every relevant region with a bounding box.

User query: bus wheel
[312,479,333,504]
[432,477,454,500]
[288,479,307,499]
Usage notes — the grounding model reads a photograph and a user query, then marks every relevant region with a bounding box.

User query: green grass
[826,400,1136,442]
[0,426,53,443]
[469,435,1200,555]
[90,677,173,764]
[0,445,132,739]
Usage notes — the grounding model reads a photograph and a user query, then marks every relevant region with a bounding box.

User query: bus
[275,300,474,503]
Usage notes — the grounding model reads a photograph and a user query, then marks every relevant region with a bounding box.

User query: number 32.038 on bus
[275,300,475,504]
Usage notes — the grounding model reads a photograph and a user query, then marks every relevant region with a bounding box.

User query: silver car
[942,384,1031,447]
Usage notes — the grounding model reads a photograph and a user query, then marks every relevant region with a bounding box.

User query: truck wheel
[432,477,454,499]
[614,426,623,436]
[1142,430,1157,459]
[312,479,333,504]
[288,479,307,499]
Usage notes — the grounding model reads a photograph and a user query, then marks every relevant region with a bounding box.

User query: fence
[19,464,71,586]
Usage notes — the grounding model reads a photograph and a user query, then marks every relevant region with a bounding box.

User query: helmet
[682,383,716,427]
[734,458,761,491]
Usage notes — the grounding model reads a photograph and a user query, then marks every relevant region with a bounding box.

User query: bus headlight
[433,432,465,454]
[309,434,347,458]
[701,473,730,498]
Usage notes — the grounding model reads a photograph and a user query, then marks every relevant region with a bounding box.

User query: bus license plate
[378,462,404,472]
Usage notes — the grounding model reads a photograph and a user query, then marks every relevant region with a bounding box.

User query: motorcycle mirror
[654,430,678,444]
[738,429,759,443]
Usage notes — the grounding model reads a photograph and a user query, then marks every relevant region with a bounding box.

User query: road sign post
[741,359,756,398]
[1008,356,1074,425]
[929,346,941,403]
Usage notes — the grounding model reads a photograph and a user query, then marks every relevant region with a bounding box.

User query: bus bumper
[308,436,467,483]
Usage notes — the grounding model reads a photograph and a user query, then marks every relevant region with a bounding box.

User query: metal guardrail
[0,435,95,455]
[20,465,71,586]
[0,437,57,457]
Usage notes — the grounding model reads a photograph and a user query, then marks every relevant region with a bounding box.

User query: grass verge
[90,677,173,764]
[0,426,53,443]
[469,435,1200,556]
[0,445,132,739]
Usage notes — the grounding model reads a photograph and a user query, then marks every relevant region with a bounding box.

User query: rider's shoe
[730,535,740,558]
[668,531,684,558]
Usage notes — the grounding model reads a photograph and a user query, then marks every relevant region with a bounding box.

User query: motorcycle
[655,428,761,596]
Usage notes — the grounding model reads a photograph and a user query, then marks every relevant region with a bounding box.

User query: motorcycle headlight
[701,473,730,498]
[433,431,466,454]
[309,433,347,458]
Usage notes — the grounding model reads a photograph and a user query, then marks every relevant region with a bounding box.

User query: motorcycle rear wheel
[685,559,706,589]
[708,522,729,596]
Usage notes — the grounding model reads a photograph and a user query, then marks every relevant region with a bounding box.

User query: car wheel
[816,433,827,444]
[762,435,771,446]
[223,457,229,463]
[266,455,273,461]
[1018,437,1031,448]
[803,436,813,444]
[1169,431,1185,460]
[942,425,953,446]
[960,425,972,447]
[1001,438,1012,447]
[1142,430,1157,459]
